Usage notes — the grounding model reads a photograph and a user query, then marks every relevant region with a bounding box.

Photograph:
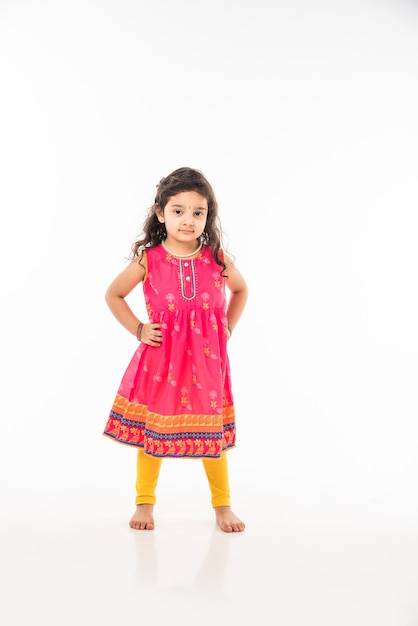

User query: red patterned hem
[103,395,236,458]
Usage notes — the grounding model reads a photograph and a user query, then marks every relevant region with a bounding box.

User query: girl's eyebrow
[170,203,208,211]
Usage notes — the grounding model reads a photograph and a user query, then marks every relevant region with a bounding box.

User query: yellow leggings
[135,448,231,508]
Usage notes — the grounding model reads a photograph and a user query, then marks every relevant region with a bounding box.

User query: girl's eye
[174,209,182,215]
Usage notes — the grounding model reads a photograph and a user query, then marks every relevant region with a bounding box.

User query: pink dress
[103,244,236,458]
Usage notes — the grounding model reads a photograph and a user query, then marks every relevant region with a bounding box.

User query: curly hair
[129,167,226,273]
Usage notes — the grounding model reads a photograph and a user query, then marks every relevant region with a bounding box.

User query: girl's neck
[161,238,202,259]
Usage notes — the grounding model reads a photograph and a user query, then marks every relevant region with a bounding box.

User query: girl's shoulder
[140,244,162,259]
[204,245,229,266]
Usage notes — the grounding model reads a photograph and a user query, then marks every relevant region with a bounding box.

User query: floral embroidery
[212,272,221,289]
[203,338,218,360]
[210,313,218,332]
[191,364,202,389]
[201,292,210,309]
[166,293,176,311]
[167,363,177,386]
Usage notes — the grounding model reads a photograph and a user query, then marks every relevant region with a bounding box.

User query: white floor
[2,454,418,626]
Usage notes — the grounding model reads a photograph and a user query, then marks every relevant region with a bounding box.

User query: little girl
[103,167,248,532]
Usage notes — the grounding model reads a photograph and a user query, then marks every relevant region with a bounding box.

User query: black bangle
[136,322,144,341]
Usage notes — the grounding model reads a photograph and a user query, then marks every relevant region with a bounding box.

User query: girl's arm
[223,253,249,335]
[105,258,146,337]
[106,256,163,346]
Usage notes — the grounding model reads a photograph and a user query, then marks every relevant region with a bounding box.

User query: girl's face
[157,191,208,245]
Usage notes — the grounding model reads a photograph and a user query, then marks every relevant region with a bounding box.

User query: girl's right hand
[140,323,163,346]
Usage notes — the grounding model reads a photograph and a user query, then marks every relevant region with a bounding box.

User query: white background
[1,1,418,624]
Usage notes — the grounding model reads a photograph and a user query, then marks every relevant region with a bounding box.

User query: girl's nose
[183,210,194,224]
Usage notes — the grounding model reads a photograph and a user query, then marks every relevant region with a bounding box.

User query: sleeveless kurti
[103,244,236,458]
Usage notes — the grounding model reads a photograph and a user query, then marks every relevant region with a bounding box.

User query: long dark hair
[129,167,226,273]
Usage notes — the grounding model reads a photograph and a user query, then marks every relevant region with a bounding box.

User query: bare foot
[215,506,245,533]
[129,504,155,530]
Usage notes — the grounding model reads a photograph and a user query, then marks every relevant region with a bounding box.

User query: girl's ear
[155,207,165,223]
